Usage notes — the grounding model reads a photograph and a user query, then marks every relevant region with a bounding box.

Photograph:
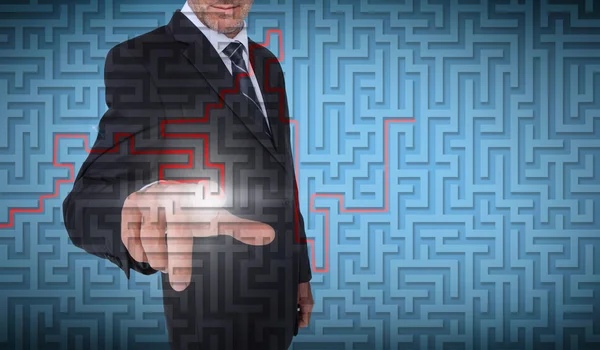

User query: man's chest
[146,51,295,194]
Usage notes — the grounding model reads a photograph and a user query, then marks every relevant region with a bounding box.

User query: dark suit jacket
[62,10,311,350]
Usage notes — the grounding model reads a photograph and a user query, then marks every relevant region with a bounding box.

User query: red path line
[307,118,415,273]
[0,29,416,275]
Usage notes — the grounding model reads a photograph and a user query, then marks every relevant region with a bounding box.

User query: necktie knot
[223,40,245,68]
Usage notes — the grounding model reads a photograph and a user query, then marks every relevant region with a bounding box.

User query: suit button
[284,200,290,205]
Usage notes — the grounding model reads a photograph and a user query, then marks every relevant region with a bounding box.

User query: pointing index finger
[165,207,193,292]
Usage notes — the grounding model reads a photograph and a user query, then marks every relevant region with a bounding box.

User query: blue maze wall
[1,0,600,349]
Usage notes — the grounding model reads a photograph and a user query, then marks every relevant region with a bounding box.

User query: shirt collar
[181,1,249,55]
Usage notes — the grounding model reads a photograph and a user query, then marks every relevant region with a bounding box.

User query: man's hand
[297,282,314,328]
[121,181,275,291]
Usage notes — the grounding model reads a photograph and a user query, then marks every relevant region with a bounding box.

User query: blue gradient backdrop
[1,0,599,349]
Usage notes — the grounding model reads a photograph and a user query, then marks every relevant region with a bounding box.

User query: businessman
[62,0,314,349]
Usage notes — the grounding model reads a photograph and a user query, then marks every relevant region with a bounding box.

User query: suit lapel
[248,38,280,152]
[166,10,287,171]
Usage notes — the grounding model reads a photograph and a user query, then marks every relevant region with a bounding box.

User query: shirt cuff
[137,180,161,192]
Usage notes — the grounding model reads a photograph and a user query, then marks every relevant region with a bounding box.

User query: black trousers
[161,236,299,350]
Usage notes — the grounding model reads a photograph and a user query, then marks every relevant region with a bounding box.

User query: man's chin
[215,21,244,34]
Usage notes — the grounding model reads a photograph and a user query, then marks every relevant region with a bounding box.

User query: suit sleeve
[278,68,312,284]
[294,175,313,284]
[62,46,166,278]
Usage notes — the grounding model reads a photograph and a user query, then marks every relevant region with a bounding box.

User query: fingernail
[172,282,188,292]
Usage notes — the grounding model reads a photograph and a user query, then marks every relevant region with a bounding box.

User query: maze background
[1,0,600,349]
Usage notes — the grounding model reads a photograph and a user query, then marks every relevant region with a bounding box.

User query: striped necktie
[222,40,274,143]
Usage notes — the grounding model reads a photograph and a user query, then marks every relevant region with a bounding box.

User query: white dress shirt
[138,2,271,192]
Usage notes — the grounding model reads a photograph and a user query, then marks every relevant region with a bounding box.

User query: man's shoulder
[249,38,282,63]
[106,25,177,63]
